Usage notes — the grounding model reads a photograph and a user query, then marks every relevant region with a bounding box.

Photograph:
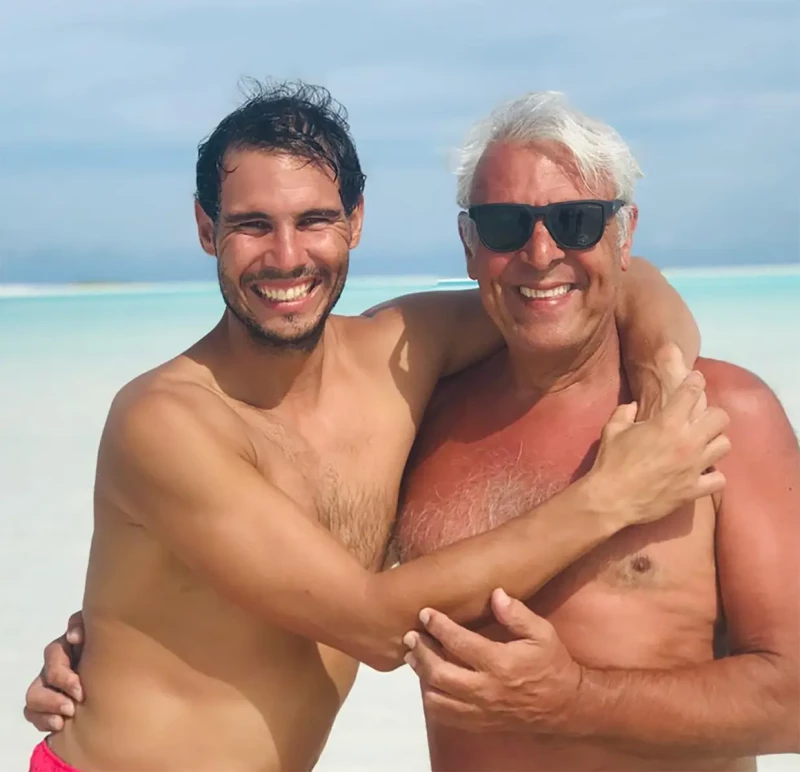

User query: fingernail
[404,653,417,669]
[66,630,79,644]
[62,702,75,717]
[49,716,63,731]
[73,687,83,702]
[403,631,419,649]
[494,588,511,608]
[419,609,431,626]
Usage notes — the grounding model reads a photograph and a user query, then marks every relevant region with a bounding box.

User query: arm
[407,367,795,758]
[362,288,503,377]
[109,376,723,673]
[363,258,699,389]
[618,258,701,416]
[561,365,799,757]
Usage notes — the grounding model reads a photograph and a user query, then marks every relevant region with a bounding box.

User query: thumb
[602,402,637,439]
[491,589,551,641]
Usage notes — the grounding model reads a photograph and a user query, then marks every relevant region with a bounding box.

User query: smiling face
[461,140,637,359]
[196,147,362,351]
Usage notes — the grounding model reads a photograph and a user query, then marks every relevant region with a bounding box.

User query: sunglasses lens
[473,206,532,252]
[547,202,606,249]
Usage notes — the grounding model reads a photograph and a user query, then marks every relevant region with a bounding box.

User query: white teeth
[519,285,572,299]
[253,282,313,301]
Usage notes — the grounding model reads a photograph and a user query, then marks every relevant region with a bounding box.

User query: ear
[347,195,365,249]
[458,212,478,280]
[195,200,217,257]
[619,204,639,271]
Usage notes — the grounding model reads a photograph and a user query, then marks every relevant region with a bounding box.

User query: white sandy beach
[1,274,798,771]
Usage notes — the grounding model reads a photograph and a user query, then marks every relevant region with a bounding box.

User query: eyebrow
[222,208,343,225]
[222,211,272,225]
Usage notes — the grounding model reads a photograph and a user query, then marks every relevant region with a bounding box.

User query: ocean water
[1,269,798,771]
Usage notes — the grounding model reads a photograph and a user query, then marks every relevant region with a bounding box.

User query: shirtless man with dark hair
[21,82,727,772]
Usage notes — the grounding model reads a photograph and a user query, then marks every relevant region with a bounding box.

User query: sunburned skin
[396,349,750,772]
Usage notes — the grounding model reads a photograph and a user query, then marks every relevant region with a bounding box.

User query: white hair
[455,91,643,246]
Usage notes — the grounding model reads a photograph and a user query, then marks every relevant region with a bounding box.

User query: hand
[633,344,707,421]
[404,589,581,733]
[590,369,730,527]
[23,611,85,732]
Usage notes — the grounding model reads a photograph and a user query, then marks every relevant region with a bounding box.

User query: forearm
[617,257,700,369]
[364,476,622,670]
[562,653,799,758]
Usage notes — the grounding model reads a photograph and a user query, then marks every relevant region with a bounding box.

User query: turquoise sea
[1,268,799,771]
[2,268,799,430]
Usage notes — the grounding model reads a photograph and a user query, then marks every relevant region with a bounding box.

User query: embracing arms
[405,363,799,758]
[366,258,700,407]
[98,372,725,674]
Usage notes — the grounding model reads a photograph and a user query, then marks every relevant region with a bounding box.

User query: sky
[0,0,797,282]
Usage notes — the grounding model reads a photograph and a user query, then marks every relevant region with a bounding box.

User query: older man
[398,92,800,771]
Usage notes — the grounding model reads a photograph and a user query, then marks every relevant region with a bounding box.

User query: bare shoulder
[697,357,798,451]
[103,359,250,471]
[329,312,401,366]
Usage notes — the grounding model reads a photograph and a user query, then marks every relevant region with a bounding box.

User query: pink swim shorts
[29,740,81,772]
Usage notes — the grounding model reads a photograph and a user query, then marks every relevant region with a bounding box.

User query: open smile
[249,278,322,310]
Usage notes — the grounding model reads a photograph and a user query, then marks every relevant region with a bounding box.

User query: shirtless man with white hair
[22,83,727,772]
[396,91,800,771]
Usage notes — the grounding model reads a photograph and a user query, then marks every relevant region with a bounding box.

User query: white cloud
[0,0,797,279]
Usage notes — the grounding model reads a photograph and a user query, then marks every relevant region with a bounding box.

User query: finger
[661,371,706,423]
[491,589,553,642]
[693,469,727,499]
[691,406,730,444]
[23,708,65,733]
[405,632,481,699]
[43,641,84,702]
[602,402,637,438]
[689,386,708,421]
[419,609,499,671]
[24,678,75,722]
[66,611,84,645]
[701,434,732,469]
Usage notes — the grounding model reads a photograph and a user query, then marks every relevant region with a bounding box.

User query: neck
[201,311,331,410]
[506,317,624,402]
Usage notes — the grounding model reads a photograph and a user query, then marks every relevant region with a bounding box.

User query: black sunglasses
[467,199,625,253]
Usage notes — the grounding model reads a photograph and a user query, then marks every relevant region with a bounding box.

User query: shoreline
[1,264,799,300]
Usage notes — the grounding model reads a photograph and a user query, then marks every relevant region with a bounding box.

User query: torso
[395,353,749,772]
[50,315,434,772]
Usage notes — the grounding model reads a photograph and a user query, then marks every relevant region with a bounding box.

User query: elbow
[359,634,409,672]
[757,659,800,755]
[355,578,416,672]
[767,707,800,755]
[772,688,800,755]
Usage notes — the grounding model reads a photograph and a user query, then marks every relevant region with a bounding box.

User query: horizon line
[1,263,799,299]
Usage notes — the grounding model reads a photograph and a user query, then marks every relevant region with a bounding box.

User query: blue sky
[0,0,797,282]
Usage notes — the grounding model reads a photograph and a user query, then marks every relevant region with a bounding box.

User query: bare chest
[245,404,416,570]
[397,434,720,654]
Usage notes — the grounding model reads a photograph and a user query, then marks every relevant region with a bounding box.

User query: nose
[268,223,305,271]
[518,219,564,271]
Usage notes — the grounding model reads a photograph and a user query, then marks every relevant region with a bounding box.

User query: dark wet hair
[195,79,366,221]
